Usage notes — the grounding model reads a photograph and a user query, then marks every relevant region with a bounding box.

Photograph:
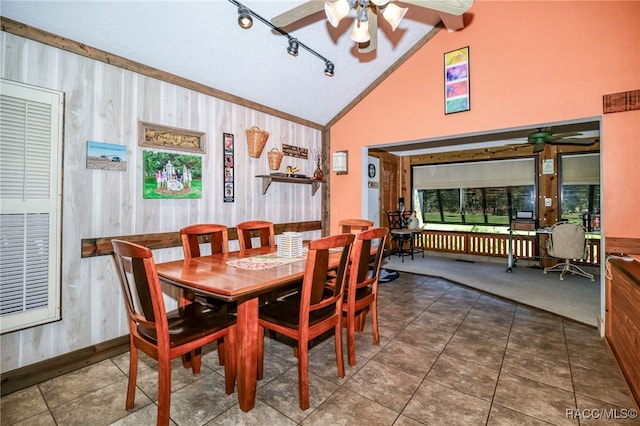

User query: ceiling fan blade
[271,1,326,27]
[532,141,546,153]
[548,137,599,145]
[400,0,474,16]
[358,10,378,53]
[547,132,583,141]
[438,12,465,31]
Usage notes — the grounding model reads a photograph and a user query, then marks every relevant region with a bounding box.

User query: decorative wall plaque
[138,121,206,153]
[282,144,308,159]
[603,89,640,114]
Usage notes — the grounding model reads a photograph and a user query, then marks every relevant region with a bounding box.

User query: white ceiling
[2,0,452,126]
[2,0,601,152]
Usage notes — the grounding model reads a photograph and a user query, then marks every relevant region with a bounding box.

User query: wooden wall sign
[603,89,640,114]
[138,121,206,153]
[282,144,308,159]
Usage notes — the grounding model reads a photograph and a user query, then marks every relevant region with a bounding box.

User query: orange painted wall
[329,1,640,243]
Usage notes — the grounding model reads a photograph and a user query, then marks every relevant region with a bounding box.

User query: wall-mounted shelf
[256,174,324,196]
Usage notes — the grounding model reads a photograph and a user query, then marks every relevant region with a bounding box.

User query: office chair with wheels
[543,222,594,281]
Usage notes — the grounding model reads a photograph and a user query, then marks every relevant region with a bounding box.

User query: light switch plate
[545,198,552,207]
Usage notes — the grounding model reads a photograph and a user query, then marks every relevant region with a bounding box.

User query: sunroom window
[413,158,536,231]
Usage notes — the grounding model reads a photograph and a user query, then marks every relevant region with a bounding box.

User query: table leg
[507,230,514,273]
[409,236,415,260]
[236,297,259,412]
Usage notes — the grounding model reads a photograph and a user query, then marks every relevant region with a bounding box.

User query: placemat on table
[226,252,306,270]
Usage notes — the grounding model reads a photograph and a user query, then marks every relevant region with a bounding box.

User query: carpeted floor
[381,252,601,327]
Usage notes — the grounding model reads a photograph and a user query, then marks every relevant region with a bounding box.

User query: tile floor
[2,273,638,425]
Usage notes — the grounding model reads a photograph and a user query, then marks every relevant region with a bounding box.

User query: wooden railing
[417,230,601,265]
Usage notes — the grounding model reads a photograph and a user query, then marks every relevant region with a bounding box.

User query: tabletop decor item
[246,126,269,158]
[276,232,303,258]
[311,148,324,180]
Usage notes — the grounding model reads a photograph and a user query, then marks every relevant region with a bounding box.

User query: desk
[155,246,344,412]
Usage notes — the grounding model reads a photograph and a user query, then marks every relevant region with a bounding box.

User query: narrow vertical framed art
[223,133,234,203]
[444,46,470,114]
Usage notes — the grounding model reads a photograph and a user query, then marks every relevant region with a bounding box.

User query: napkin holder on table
[277,232,303,258]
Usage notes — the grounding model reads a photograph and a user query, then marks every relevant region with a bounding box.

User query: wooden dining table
[155,245,345,412]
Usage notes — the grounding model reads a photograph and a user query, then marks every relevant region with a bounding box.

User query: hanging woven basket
[246,126,270,158]
[268,148,284,170]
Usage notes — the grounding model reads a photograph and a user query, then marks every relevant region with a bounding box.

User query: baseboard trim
[0,335,129,396]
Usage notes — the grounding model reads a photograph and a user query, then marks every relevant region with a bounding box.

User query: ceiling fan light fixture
[324,61,335,77]
[382,3,408,31]
[528,130,552,142]
[356,5,369,22]
[237,6,253,28]
[325,0,351,27]
[287,38,299,56]
[350,15,370,42]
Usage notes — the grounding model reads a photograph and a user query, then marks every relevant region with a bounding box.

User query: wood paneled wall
[0,31,323,373]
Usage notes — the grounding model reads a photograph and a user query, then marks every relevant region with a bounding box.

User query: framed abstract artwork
[444,46,470,114]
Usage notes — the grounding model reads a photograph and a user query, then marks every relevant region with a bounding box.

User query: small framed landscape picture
[444,46,470,114]
[86,141,127,171]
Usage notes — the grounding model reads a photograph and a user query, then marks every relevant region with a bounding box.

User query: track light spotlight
[287,38,299,56]
[237,6,252,28]
[229,0,335,77]
[324,61,335,77]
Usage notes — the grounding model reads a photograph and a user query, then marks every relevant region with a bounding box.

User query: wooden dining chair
[236,220,275,251]
[111,239,237,426]
[338,218,374,235]
[180,223,233,365]
[343,227,389,366]
[180,223,229,258]
[256,233,355,410]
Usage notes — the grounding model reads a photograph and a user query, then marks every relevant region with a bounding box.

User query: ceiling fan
[271,0,474,53]
[512,129,600,153]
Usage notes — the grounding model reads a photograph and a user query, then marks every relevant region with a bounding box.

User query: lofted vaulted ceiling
[2,1,601,153]
[1,0,468,127]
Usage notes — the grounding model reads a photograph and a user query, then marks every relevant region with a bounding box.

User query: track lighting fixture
[237,6,252,28]
[228,0,335,77]
[324,61,335,77]
[287,38,299,56]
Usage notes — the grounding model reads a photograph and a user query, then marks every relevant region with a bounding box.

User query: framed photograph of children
[444,46,470,114]
[143,150,202,199]
[223,133,234,202]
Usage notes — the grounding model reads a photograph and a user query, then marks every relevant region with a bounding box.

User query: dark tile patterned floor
[2,273,637,425]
